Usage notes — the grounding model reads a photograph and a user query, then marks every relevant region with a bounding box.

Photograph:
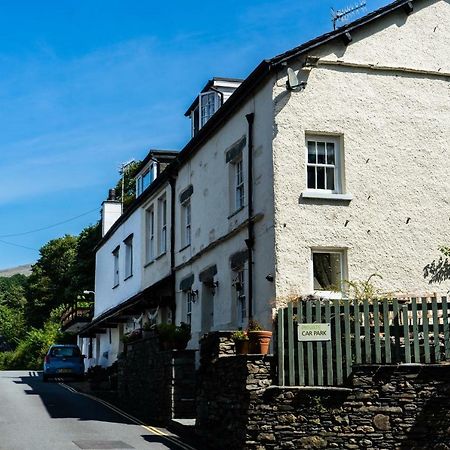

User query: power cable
[0,207,99,238]
[0,239,39,252]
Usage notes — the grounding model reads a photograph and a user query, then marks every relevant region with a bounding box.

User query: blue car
[43,344,85,382]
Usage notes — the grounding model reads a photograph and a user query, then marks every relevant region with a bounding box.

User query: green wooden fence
[277,296,450,386]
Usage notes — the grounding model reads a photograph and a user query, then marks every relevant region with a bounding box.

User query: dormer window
[136,163,157,196]
[186,78,243,138]
[200,92,221,127]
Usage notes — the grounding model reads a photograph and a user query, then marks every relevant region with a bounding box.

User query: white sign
[298,323,331,341]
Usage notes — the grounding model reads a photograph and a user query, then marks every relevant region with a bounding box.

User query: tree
[424,246,450,284]
[67,222,101,302]
[114,160,141,211]
[25,235,78,328]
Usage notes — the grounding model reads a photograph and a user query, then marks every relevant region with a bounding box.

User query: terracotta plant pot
[234,339,249,355]
[248,331,273,354]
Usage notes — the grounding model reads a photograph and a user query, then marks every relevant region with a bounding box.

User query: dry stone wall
[196,336,450,450]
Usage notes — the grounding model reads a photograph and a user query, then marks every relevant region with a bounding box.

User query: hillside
[0,264,32,278]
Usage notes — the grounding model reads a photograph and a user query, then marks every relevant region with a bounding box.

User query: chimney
[101,189,121,237]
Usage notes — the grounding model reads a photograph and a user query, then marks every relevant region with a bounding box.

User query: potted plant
[156,323,177,350]
[173,322,191,350]
[231,330,249,355]
[142,321,155,339]
[247,319,272,354]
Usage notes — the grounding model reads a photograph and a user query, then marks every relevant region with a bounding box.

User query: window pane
[307,141,316,164]
[307,166,315,189]
[313,253,342,290]
[317,142,326,164]
[326,167,335,191]
[317,166,325,189]
[326,143,335,165]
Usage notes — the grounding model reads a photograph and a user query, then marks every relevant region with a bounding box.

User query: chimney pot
[108,189,116,201]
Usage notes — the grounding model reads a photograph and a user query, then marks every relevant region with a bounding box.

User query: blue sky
[0,0,388,269]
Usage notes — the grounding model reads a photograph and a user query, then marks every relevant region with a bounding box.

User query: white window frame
[181,199,191,248]
[305,135,342,194]
[124,236,133,279]
[311,249,347,298]
[199,91,220,128]
[235,157,245,211]
[112,247,120,287]
[185,290,193,325]
[145,206,155,263]
[233,268,247,325]
[158,195,167,255]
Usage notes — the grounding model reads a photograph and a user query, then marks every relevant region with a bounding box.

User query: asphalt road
[0,371,196,450]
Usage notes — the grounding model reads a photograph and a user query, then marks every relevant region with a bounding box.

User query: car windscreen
[50,347,81,357]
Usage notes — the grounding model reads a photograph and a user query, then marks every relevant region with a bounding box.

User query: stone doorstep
[167,418,197,443]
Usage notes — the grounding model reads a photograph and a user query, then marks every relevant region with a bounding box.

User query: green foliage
[26,234,78,328]
[0,305,26,348]
[0,306,72,370]
[0,274,27,308]
[231,330,248,342]
[342,273,384,302]
[114,160,141,212]
[424,246,450,284]
[248,319,263,331]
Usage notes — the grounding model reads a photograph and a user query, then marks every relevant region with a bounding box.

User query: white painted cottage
[78,0,450,364]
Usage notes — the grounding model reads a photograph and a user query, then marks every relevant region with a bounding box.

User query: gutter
[245,113,255,320]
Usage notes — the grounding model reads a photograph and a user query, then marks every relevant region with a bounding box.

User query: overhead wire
[0,207,99,238]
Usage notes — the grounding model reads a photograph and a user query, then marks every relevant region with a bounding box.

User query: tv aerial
[331,1,367,30]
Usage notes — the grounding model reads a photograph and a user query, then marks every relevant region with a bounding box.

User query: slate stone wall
[196,346,450,450]
[117,336,196,424]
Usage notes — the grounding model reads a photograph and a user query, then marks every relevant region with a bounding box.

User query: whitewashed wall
[272,0,450,302]
[175,78,277,344]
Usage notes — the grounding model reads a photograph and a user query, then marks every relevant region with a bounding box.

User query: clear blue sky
[0,0,388,269]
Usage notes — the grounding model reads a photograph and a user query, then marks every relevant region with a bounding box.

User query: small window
[185,291,193,325]
[233,268,246,325]
[112,247,120,287]
[136,163,158,196]
[181,199,191,247]
[158,195,167,255]
[124,235,133,279]
[312,250,345,292]
[200,91,220,128]
[306,135,341,193]
[145,207,155,263]
[235,158,245,210]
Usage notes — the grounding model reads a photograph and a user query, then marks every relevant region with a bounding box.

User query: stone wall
[196,351,450,449]
[117,336,196,424]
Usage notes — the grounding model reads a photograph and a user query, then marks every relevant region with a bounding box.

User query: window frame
[305,134,342,194]
[145,206,155,263]
[181,199,191,248]
[112,246,120,288]
[311,249,347,298]
[158,195,167,255]
[235,157,245,211]
[199,91,220,128]
[233,267,247,326]
[124,235,133,280]
[185,290,193,325]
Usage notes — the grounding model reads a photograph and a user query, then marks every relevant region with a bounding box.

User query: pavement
[0,371,198,450]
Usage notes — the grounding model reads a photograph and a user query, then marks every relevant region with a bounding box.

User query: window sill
[124,274,133,281]
[144,260,154,268]
[301,191,353,201]
[112,284,119,290]
[228,206,245,220]
[179,244,191,253]
[155,251,167,261]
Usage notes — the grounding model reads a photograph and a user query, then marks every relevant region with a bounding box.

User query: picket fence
[277,296,450,386]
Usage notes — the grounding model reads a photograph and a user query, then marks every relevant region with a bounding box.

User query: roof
[96,0,421,251]
[176,0,419,165]
[136,148,178,175]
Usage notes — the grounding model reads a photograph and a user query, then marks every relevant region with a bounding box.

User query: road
[0,371,196,450]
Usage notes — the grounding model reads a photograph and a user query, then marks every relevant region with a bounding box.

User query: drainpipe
[169,174,177,322]
[245,113,255,320]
